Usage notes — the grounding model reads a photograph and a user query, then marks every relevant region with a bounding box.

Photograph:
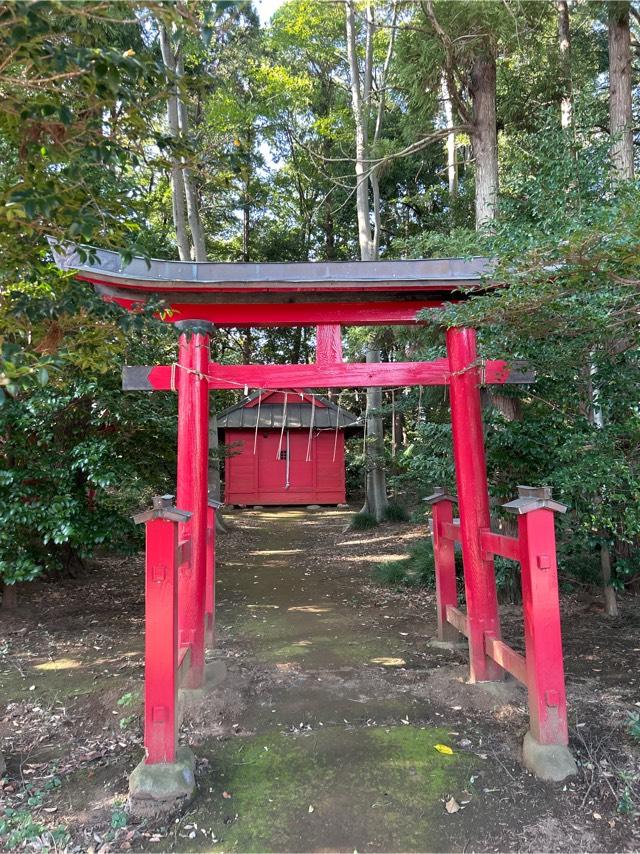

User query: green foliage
[0,776,69,851]
[383,502,410,523]
[350,511,378,531]
[374,539,440,589]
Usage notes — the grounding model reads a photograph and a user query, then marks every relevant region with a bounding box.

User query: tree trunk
[557,0,573,130]
[600,541,618,617]
[470,53,498,229]
[1,582,18,610]
[176,54,207,262]
[345,0,388,521]
[361,348,388,521]
[441,73,458,197]
[159,24,191,262]
[608,1,634,180]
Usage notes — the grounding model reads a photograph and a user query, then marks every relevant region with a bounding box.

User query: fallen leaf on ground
[434,743,454,755]
[445,797,460,814]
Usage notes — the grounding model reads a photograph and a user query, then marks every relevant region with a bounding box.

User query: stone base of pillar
[128,747,196,817]
[522,731,577,782]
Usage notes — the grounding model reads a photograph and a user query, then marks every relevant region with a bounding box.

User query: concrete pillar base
[522,731,577,782]
[128,746,196,817]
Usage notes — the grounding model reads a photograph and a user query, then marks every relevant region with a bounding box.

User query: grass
[374,538,443,588]
[383,501,410,523]
[349,511,378,530]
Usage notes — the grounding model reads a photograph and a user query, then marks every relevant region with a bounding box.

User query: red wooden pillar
[205,499,223,648]
[134,496,191,764]
[446,327,502,682]
[506,486,570,746]
[175,321,214,689]
[425,488,459,642]
[316,324,343,364]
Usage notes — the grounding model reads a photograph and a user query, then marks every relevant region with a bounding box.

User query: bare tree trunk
[441,73,458,196]
[362,348,387,521]
[345,0,388,521]
[159,24,191,261]
[600,541,618,617]
[1,582,18,610]
[176,54,207,262]
[608,1,634,180]
[470,53,498,229]
[557,0,573,130]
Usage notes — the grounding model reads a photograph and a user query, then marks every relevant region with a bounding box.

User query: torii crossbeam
[50,242,576,813]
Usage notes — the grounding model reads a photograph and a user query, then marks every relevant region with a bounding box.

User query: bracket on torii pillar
[133,494,191,526]
[502,485,568,515]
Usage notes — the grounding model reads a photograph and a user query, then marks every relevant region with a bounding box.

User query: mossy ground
[179,725,474,853]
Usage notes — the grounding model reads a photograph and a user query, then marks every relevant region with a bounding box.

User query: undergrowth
[383,502,410,523]
[374,539,451,588]
[350,511,378,530]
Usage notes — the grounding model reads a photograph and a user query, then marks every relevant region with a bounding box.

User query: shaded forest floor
[1,508,639,852]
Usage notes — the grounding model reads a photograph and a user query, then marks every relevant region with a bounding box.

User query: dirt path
[1,508,639,852]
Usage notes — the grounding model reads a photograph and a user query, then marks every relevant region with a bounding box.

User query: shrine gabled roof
[48,240,494,326]
[217,391,361,433]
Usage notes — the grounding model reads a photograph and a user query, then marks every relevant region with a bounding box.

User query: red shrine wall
[223,429,346,506]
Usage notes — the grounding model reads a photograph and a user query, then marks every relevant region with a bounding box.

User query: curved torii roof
[49,240,494,327]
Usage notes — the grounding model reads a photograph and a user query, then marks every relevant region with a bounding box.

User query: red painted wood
[431,500,459,641]
[480,529,521,562]
[439,520,462,542]
[175,331,211,690]
[142,358,512,392]
[224,429,346,506]
[143,517,178,764]
[484,635,528,685]
[518,508,570,746]
[447,327,502,683]
[107,295,444,326]
[187,331,210,689]
[316,325,343,364]
[205,505,215,648]
[445,605,469,638]
[176,333,194,655]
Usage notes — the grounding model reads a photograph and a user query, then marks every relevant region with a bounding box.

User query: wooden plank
[439,520,462,542]
[484,635,528,685]
[316,325,343,364]
[143,518,179,764]
[108,294,443,326]
[123,359,533,392]
[445,605,469,638]
[480,530,521,562]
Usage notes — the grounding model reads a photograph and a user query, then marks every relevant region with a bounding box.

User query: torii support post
[446,327,502,682]
[425,488,460,643]
[176,321,214,690]
[205,499,223,649]
[129,496,196,816]
[504,487,577,779]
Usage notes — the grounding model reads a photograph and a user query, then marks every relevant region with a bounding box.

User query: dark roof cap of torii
[47,240,496,326]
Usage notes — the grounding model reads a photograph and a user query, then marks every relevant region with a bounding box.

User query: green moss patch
[178,725,475,853]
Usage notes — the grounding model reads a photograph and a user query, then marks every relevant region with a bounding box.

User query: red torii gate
[50,244,577,813]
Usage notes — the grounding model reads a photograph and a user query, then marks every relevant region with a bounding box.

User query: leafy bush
[374,539,442,588]
[383,502,410,523]
[349,511,378,531]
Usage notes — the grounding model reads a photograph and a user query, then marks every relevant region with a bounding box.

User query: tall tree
[344,0,394,521]
[557,0,573,130]
[608,1,634,179]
